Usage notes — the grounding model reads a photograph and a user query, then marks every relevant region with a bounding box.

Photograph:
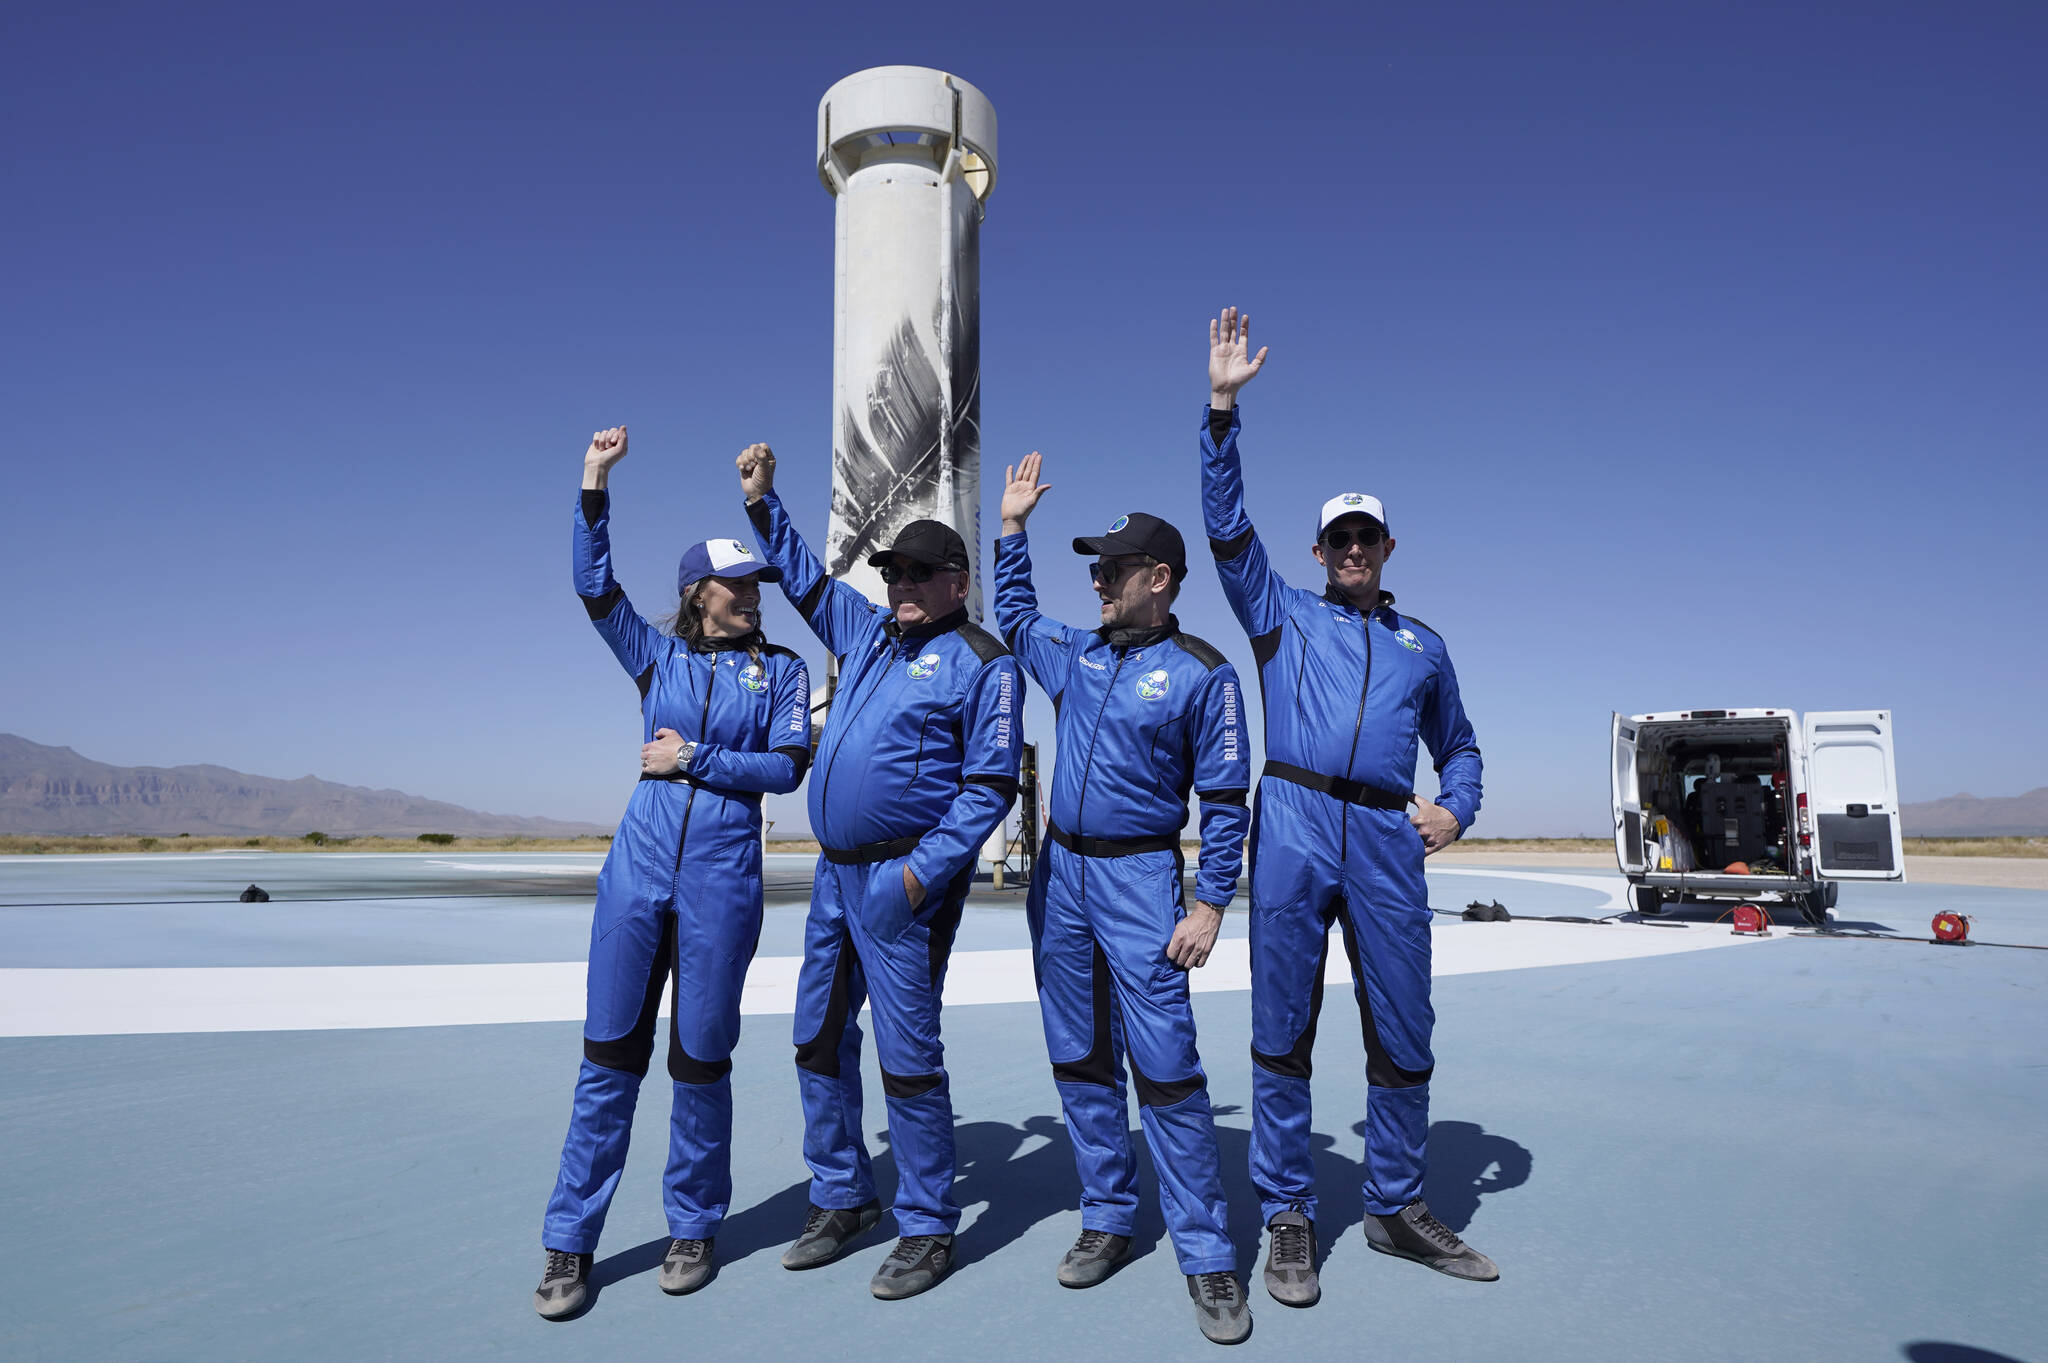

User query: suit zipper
[1073,649,1128,913]
[671,653,716,897]
[1338,611,1373,863]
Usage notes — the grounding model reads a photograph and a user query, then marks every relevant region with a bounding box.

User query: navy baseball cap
[1072,511,1187,580]
[866,519,971,572]
[678,538,782,594]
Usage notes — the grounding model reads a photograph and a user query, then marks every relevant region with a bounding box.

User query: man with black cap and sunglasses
[737,442,1021,1302]
[993,452,1253,1345]
[1198,308,1493,1308]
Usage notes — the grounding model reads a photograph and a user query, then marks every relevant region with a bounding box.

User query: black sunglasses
[1319,524,1386,551]
[1089,556,1157,587]
[878,561,947,585]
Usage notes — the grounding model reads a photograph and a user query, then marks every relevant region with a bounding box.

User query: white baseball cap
[1317,492,1388,538]
[677,537,782,593]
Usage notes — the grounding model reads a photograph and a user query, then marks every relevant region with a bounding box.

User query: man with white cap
[1197,310,1494,1308]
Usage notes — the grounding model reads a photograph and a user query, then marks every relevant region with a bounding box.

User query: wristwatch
[676,739,698,774]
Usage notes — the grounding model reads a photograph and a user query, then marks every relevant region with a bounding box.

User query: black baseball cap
[867,518,971,572]
[1073,511,1187,580]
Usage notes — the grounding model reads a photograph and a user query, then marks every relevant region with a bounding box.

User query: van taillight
[1796,792,1811,847]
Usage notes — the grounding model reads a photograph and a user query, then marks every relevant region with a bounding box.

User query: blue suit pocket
[864,858,917,942]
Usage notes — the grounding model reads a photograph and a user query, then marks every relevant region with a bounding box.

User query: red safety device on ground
[1731,904,1770,936]
[1931,912,1971,944]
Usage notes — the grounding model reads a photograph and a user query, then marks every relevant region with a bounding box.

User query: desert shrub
[139,837,160,850]
[302,831,328,846]
[416,833,457,845]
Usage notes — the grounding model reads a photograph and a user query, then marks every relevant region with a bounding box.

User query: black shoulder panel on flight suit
[1172,632,1230,672]
[581,586,625,622]
[954,621,1011,664]
[761,642,804,660]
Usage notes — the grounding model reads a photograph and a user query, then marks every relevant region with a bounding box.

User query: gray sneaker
[870,1233,954,1300]
[1363,1199,1499,1281]
[1187,1271,1253,1345]
[532,1248,591,1320]
[1262,1210,1320,1306]
[781,1199,882,1270]
[659,1237,714,1295]
[1056,1228,1132,1288]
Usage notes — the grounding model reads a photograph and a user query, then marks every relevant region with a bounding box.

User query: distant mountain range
[0,734,608,838]
[1899,788,2048,838]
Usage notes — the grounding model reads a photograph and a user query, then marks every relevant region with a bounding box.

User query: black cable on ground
[1790,928,2048,952]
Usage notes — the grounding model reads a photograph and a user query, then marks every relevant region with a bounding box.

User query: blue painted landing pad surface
[1,855,2043,1362]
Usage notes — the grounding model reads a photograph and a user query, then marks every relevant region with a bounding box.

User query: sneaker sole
[1364,1237,1500,1281]
[1197,1312,1254,1345]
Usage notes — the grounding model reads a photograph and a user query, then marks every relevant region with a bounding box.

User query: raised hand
[582,426,628,490]
[1208,306,1268,409]
[999,451,1053,534]
[737,442,777,501]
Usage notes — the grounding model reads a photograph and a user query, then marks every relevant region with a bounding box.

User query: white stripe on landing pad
[0,920,1777,1038]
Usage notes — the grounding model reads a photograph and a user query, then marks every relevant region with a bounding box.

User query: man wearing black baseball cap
[994,452,1253,1345]
[1198,308,1492,1307]
[738,443,1021,1301]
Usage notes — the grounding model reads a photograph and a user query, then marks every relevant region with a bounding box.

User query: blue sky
[3,1,2043,837]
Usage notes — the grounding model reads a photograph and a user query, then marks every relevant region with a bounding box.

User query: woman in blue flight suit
[536,427,813,1319]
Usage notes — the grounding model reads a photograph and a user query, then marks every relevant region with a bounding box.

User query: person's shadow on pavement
[1416,1119,1532,1234]
[897,1113,1080,1271]
[586,1146,902,1298]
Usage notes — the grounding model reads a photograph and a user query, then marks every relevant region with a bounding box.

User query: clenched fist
[737,443,776,501]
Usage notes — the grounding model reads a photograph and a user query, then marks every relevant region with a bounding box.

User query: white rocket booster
[816,66,997,619]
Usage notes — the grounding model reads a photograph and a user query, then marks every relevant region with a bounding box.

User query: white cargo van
[1611,708,1904,924]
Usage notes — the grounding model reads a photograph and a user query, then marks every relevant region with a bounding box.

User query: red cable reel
[1730,904,1771,936]
[1931,912,1972,945]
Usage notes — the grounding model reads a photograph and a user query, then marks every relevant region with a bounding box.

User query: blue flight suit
[747,491,1022,1237]
[543,490,812,1254]
[995,531,1251,1276]
[1198,407,1483,1223]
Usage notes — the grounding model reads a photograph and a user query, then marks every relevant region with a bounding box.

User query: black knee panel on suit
[1365,1051,1434,1089]
[1052,944,1118,1089]
[880,1068,942,1099]
[1131,1058,1205,1108]
[669,1035,734,1085]
[1338,911,1434,1089]
[794,930,859,1078]
[583,910,673,1077]
[1251,914,1331,1081]
[585,1031,655,1078]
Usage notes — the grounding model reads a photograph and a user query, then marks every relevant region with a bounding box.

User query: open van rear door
[1611,714,1644,872]
[1803,710,1905,881]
